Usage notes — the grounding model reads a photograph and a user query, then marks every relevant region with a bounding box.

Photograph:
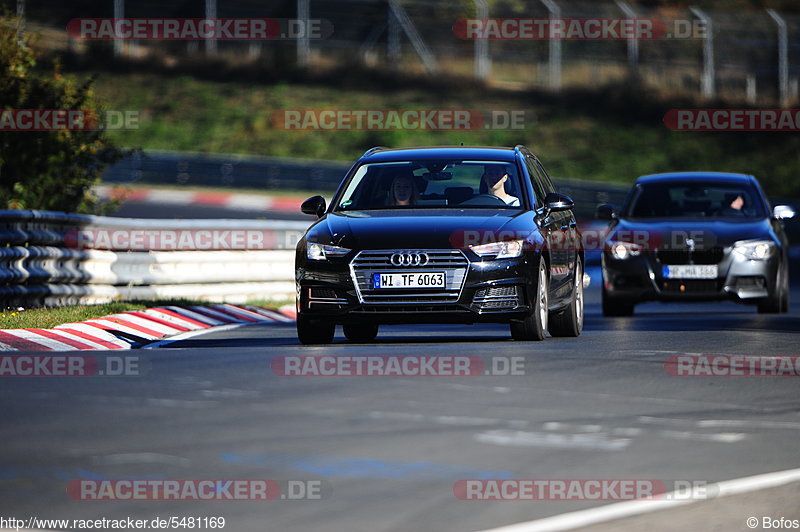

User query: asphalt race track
[2,265,799,532]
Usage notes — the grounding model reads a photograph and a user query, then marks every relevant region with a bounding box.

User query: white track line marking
[142,322,258,349]
[475,467,800,532]
[474,429,631,451]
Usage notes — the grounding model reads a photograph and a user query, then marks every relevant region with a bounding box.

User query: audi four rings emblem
[390,252,429,266]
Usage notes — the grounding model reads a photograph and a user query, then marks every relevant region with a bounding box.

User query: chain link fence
[7,0,800,104]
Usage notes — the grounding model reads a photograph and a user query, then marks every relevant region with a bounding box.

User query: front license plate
[662,265,718,279]
[373,272,446,289]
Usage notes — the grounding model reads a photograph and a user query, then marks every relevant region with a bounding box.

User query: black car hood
[612,217,775,249]
[309,209,527,250]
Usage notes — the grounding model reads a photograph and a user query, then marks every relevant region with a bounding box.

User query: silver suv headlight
[607,241,642,260]
[733,239,775,260]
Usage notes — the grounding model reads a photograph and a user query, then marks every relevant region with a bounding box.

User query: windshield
[335,160,524,210]
[625,181,766,218]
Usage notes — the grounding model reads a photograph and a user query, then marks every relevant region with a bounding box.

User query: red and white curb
[0,304,295,352]
[95,185,307,212]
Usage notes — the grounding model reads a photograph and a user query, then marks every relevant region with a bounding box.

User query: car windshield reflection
[335,160,524,211]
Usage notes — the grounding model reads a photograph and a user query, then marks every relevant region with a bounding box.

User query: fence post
[616,0,639,80]
[297,0,311,67]
[387,0,439,73]
[767,9,789,108]
[746,74,757,104]
[540,0,561,91]
[205,0,217,56]
[473,0,490,80]
[16,0,25,43]
[388,3,400,65]
[690,7,714,100]
[113,0,124,58]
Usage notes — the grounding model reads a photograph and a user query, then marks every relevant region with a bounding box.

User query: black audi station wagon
[295,146,584,344]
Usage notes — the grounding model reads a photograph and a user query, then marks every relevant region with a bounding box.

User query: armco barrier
[0,210,310,307]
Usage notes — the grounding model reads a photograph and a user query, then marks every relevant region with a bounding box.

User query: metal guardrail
[103,149,352,192]
[0,210,310,307]
[100,150,632,218]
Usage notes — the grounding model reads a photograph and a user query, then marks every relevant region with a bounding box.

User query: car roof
[360,146,519,163]
[635,171,757,185]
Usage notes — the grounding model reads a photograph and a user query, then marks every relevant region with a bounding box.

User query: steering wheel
[460,194,508,207]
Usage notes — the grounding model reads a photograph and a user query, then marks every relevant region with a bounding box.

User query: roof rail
[362,146,389,157]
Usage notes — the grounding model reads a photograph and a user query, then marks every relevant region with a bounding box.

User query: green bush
[0,15,126,213]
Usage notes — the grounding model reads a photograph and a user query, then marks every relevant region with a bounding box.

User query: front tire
[297,315,335,345]
[758,262,789,314]
[343,323,379,342]
[511,258,548,341]
[549,258,584,337]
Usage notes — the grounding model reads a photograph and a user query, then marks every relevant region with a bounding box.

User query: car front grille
[472,285,521,312]
[656,247,724,265]
[350,249,468,304]
[350,305,466,314]
[307,287,349,309]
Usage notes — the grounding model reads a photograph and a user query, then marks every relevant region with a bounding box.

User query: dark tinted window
[335,160,525,210]
[626,182,766,218]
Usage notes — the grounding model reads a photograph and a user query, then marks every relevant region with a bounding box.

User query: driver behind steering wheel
[481,164,519,206]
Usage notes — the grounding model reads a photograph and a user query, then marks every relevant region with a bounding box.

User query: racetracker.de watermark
[454,479,717,500]
[665,355,800,377]
[452,18,706,40]
[0,109,139,131]
[0,355,142,377]
[67,479,326,500]
[64,229,303,251]
[664,109,800,131]
[270,355,525,376]
[450,228,720,252]
[67,18,333,40]
[271,109,527,130]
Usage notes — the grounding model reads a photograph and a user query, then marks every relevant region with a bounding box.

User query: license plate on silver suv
[373,272,446,289]
[662,265,718,279]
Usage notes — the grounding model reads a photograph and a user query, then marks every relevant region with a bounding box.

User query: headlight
[470,239,524,259]
[608,241,641,260]
[307,242,350,260]
[733,239,775,260]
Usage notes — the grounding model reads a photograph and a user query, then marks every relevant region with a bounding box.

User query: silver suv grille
[350,250,468,304]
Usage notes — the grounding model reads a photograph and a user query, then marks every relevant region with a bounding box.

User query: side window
[524,156,547,205]
[535,160,557,195]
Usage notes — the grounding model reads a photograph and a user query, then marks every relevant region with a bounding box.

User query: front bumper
[296,249,536,324]
[602,246,779,303]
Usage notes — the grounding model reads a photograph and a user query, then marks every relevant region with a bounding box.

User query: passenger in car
[481,164,519,206]
[388,174,419,206]
[718,193,746,216]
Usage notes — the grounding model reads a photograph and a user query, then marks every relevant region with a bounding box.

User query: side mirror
[596,203,616,221]
[544,192,574,212]
[773,204,796,220]
[301,195,327,217]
